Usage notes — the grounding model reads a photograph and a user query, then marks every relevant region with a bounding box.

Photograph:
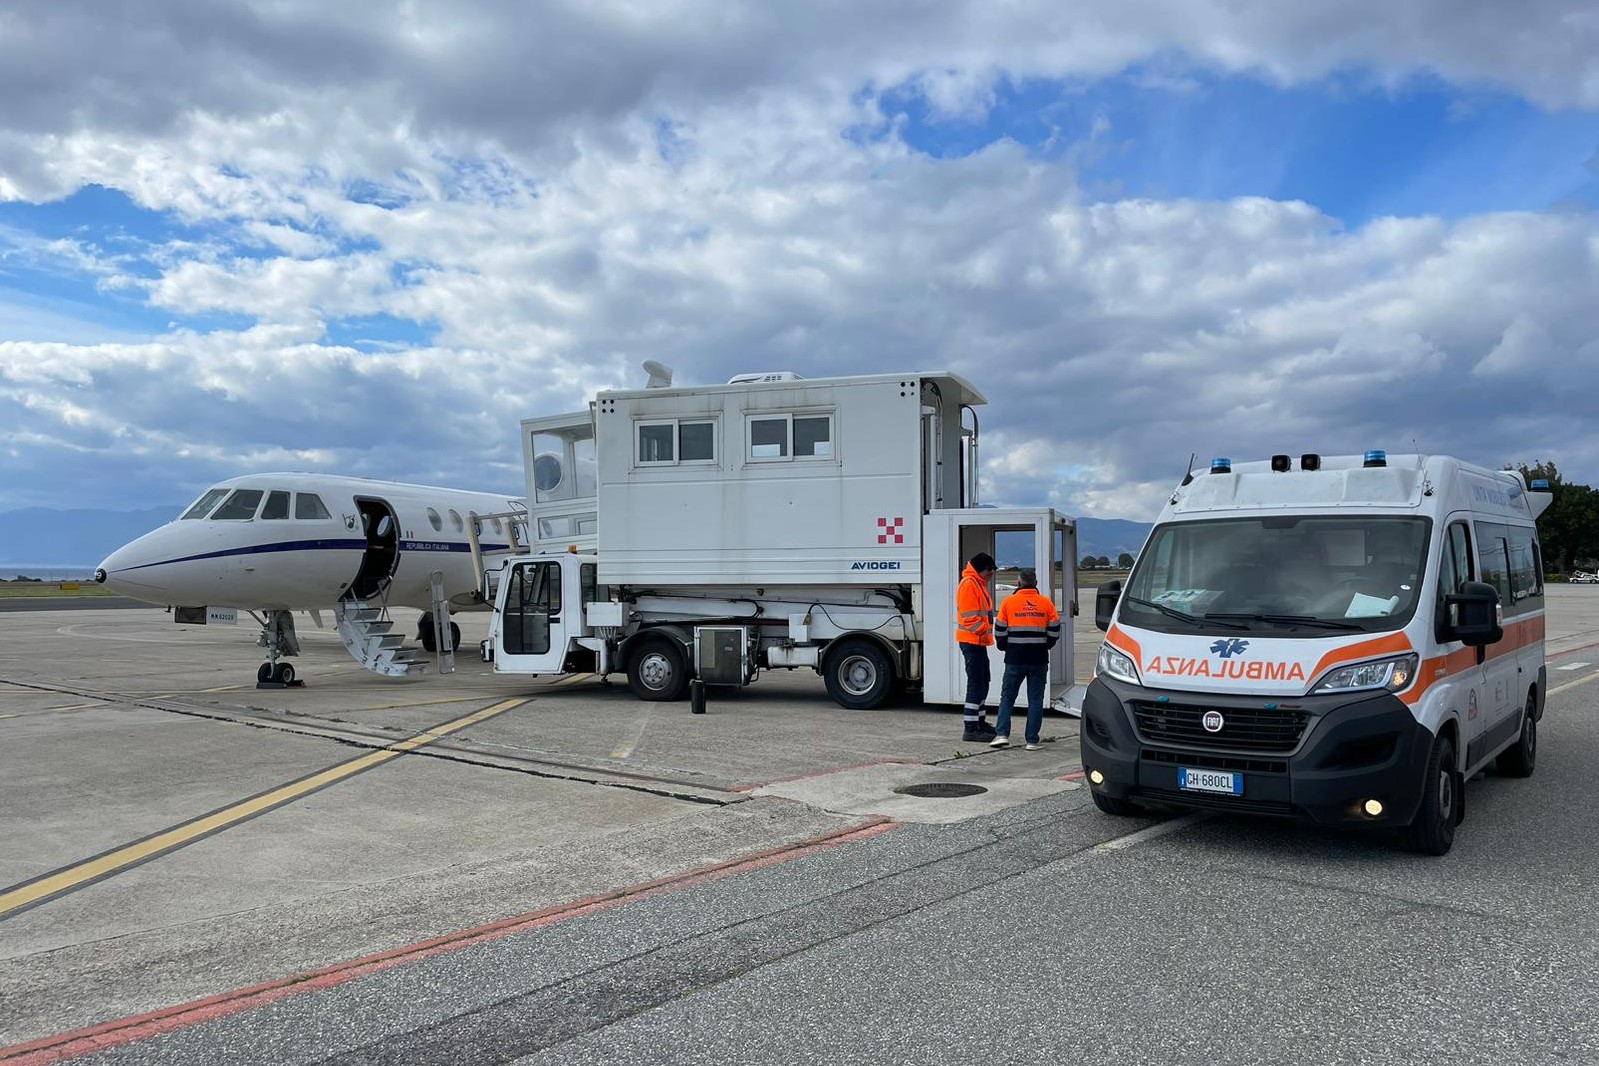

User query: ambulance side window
[1435,522,1474,638]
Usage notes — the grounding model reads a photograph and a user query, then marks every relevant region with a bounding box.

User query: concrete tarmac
[0,591,1103,1048]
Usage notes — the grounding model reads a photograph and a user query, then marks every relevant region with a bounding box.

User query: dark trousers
[960,643,990,719]
[996,662,1048,744]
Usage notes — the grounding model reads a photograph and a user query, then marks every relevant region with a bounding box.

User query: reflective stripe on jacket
[994,587,1061,665]
[955,562,994,646]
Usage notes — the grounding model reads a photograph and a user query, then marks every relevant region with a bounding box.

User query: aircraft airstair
[334,591,429,677]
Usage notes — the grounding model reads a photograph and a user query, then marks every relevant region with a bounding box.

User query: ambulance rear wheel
[1495,692,1537,778]
[824,638,893,710]
[628,638,689,702]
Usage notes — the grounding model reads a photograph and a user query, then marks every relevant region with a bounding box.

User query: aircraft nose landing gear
[254,609,305,689]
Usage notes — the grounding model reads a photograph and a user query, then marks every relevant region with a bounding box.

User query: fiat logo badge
[1201,710,1225,733]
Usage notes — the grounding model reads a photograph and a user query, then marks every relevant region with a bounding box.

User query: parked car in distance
[1571,570,1599,584]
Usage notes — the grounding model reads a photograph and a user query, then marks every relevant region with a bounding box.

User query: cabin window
[295,493,331,520]
[449,509,464,532]
[426,507,443,532]
[212,489,264,520]
[261,491,291,520]
[746,413,834,461]
[181,488,230,520]
[636,419,716,466]
[492,517,503,534]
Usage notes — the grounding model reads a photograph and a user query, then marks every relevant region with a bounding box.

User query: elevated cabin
[520,371,983,586]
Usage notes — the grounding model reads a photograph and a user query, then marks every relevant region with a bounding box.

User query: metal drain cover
[893,782,989,799]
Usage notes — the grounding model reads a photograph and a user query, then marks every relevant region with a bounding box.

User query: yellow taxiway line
[0,697,528,921]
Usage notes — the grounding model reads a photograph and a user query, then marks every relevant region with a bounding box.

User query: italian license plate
[1177,767,1242,796]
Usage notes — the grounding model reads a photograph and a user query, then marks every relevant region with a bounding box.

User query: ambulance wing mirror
[1094,581,1122,632]
[1445,581,1502,647]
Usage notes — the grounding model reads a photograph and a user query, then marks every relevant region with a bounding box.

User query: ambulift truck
[468,368,1077,710]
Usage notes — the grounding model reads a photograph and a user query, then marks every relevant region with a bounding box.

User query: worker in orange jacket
[956,551,998,741]
[989,568,1062,749]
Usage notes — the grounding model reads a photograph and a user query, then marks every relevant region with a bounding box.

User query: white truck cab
[1081,451,1551,855]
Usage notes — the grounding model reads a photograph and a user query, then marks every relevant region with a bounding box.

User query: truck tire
[1402,732,1458,856]
[628,638,690,701]
[1495,692,1537,778]
[823,638,894,710]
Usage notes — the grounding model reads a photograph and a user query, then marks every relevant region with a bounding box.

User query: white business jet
[94,473,527,684]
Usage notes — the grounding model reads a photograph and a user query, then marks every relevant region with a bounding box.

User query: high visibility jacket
[955,563,994,646]
[995,586,1061,666]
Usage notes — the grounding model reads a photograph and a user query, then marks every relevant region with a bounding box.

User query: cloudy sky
[2,0,1597,522]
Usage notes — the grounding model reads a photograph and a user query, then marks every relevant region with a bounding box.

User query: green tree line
[1518,461,1599,574]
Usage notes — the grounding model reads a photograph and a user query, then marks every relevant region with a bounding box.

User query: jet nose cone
[94,567,108,584]
[96,532,181,603]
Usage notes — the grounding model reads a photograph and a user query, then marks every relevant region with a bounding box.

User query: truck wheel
[1495,692,1537,778]
[628,638,689,701]
[824,638,894,710]
[1402,732,1459,856]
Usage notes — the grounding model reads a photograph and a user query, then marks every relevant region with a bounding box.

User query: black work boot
[962,718,997,742]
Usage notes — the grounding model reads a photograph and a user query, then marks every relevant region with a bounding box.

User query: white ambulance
[1081,451,1551,855]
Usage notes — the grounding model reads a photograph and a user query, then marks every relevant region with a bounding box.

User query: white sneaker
[1024,743,1041,751]
[989,735,1010,748]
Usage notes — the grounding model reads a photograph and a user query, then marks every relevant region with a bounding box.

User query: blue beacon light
[1363,450,1387,468]
[1210,457,1232,474]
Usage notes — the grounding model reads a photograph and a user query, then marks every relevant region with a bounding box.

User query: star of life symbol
[876,516,905,545]
[1210,638,1250,659]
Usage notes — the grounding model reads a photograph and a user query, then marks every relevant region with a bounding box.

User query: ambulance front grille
[1130,702,1308,754]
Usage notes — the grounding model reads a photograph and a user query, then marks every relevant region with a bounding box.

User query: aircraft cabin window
[449,509,464,532]
[261,491,291,520]
[181,488,230,520]
[295,493,331,520]
[427,507,443,532]
[212,489,265,520]
[493,517,503,534]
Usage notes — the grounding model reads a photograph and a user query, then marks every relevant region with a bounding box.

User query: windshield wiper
[1204,612,1364,631]
[1126,596,1248,630]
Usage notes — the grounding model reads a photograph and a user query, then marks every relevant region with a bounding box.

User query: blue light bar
[1363,450,1387,468]
[1210,457,1232,474]
[1531,478,1550,490]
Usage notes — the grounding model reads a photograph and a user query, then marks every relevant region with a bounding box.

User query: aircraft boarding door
[1048,515,1077,703]
[349,498,399,600]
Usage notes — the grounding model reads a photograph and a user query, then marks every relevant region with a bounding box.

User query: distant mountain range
[0,506,1152,575]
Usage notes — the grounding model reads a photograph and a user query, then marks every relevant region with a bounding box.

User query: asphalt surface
[0,595,146,611]
[6,590,1599,1065]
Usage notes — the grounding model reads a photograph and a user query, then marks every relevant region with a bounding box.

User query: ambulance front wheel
[1091,790,1144,817]
[1402,732,1459,856]
[823,638,893,710]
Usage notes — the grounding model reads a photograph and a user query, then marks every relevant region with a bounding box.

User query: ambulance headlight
[1097,643,1140,685]
[1310,653,1419,695]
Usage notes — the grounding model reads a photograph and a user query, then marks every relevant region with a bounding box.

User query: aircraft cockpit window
[449,509,464,532]
[181,488,230,520]
[212,489,265,521]
[426,507,443,532]
[261,491,291,520]
[295,493,331,520]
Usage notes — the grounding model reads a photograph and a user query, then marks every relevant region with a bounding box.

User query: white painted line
[1555,662,1590,671]
[1093,812,1211,852]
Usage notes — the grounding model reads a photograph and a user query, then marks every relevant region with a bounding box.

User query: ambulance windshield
[1122,516,1430,635]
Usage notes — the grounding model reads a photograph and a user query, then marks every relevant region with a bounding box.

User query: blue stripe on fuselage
[115,539,512,573]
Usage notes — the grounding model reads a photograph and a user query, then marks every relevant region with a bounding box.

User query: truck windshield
[1122,515,1430,636]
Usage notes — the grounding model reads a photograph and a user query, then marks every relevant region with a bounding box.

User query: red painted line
[1058,771,1086,781]
[0,818,899,1065]
[731,758,921,792]
[1549,638,1599,662]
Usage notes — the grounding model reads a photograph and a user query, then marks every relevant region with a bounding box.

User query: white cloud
[0,1,1596,518]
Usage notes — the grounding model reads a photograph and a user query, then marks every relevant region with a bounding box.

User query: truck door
[495,558,567,674]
